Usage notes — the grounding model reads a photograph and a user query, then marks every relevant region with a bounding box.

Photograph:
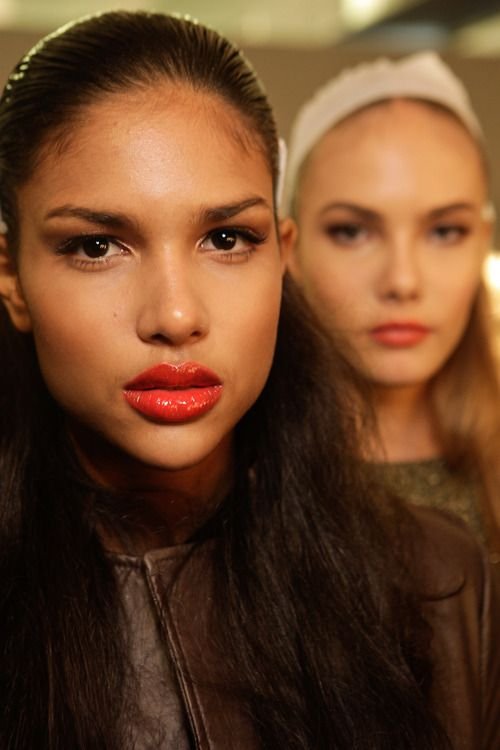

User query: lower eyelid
[214,250,253,264]
[69,255,122,271]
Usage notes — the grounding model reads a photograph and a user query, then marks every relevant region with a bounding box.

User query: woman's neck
[370,384,441,463]
[70,424,233,551]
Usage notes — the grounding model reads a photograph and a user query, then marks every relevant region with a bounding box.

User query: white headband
[282,51,484,214]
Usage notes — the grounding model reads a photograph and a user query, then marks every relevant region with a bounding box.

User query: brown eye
[200,226,265,260]
[209,230,238,251]
[80,236,112,258]
[57,234,126,265]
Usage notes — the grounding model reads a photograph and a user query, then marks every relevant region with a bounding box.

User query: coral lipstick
[123,362,222,423]
[370,322,430,347]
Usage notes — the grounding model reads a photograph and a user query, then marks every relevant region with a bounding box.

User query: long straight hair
[431,281,500,552]
[0,12,450,748]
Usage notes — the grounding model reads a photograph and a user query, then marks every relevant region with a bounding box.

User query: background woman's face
[5,84,288,480]
[290,99,491,392]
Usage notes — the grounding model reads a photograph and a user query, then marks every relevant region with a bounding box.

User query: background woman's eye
[430,225,468,244]
[325,223,368,245]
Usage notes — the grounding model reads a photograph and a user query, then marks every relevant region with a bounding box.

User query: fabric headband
[282,51,484,214]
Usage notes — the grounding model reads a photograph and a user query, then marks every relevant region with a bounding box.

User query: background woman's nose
[378,239,422,302]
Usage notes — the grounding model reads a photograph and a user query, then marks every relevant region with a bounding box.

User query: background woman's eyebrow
[200,197,270,223]
[319,202,379,221]
[427,203,476,219]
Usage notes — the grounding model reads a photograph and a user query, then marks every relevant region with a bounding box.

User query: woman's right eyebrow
[44,205,134,230]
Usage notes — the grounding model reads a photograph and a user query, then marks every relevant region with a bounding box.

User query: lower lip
[123,385,223,423]
[371,327,429,347]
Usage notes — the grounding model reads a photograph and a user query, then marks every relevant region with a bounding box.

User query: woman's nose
[135,251,209,347]
[378,238,422,302]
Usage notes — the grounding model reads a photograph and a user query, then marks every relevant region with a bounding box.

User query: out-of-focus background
[1,0,500,204]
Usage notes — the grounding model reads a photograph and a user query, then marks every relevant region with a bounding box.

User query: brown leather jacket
[113,506,500,749]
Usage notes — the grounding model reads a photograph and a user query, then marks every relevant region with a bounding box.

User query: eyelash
[200,226,267,262]
[56,234,127,270]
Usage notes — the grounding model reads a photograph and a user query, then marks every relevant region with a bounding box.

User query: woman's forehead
[299,97,487,201]
[21,84,270,208]
[325,97,479,146]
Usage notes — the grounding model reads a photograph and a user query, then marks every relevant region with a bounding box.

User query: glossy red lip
[125,362,221,390]
[123,362,223,423]
[370,322,430,347]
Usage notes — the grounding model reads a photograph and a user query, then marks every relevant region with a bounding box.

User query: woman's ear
[278,216,297,274]
[479,202,496,259]
[0,237,32,332]
[279,217,303,282]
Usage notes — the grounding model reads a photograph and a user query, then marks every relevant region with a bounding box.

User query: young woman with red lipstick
[0,14,498,750]
[284,53,500,554]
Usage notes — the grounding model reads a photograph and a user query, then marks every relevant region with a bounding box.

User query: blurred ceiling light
[452,13,500,55]
[485,253,500,291]
[484,253,500,324]
[0,0,14,24]
[340,0,392,29]
[339,0,430,32]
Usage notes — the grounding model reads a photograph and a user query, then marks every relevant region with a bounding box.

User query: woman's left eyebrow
[199,197,271,223]
[428,203,476,219]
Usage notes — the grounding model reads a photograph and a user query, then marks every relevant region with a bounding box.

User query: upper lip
[124,362,222,390]
[370,321,430,333]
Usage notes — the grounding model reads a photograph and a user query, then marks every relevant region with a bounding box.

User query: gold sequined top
[370,458,486,544]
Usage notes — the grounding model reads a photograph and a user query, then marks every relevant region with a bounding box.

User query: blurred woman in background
[284,52,500,554]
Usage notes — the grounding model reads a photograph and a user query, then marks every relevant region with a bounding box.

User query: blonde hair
[430,281,500,552]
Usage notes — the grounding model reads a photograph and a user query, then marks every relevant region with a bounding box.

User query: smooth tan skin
[289,99,492,461]
[0,84,295,545]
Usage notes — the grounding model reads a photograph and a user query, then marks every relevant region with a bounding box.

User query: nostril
[148,327,205,345]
